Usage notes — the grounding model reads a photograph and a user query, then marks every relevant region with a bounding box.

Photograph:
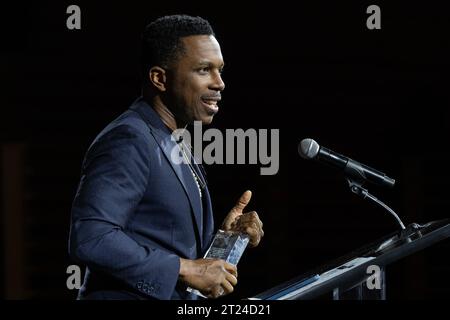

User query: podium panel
[251,219,450,300]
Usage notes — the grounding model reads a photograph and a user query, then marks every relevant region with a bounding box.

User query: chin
[198,115,214,125]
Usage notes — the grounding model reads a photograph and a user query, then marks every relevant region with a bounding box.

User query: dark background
[1,1,449,300]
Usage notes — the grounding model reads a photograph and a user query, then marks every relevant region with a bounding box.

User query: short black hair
[142,15,215,80]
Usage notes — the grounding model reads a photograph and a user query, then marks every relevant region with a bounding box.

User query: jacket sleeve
[69,124,180,299]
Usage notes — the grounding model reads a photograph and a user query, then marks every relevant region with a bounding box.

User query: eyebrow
[197,60,225,69]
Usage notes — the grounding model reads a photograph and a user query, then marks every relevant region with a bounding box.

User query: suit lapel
[156,134,204,246]
[130,98,205,248]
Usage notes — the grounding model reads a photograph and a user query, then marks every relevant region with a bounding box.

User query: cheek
[173,74,206,113]
[172,82,194,107]
[186,80,204,104]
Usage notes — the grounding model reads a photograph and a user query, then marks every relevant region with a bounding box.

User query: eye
[198,67,210,74]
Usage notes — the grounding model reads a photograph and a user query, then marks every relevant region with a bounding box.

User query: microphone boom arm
[347,178,406,230]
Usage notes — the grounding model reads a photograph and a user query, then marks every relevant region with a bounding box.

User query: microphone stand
[346,178,424,241]
[347,178,405,230]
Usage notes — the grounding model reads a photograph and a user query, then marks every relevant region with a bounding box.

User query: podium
[251,219,450,300]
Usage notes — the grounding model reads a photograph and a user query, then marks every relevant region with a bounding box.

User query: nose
[210,71,225,91]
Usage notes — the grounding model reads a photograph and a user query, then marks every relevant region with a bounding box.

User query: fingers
[247,211,263,230]
[188,259,240,299]
[233,211,262,227]
[233,190,252,212]
[233,212,264,235]
[223,261,238,278]
[221,280,234,295]
[219,264,237,296]
[225,269,238,286]
[208,261,238,298]
[231,211,264,247]
[244,226,261,247]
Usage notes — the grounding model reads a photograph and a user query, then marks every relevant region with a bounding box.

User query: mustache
[201,93,221,100]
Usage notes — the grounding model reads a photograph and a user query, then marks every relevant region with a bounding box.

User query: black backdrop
[1,1,449,299]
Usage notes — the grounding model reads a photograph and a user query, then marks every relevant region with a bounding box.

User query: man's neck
[144,94,182,132]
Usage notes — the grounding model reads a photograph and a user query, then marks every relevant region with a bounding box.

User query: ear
[148,66,167,92]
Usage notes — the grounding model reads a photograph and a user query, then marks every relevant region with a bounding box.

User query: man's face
[166,35,225,125]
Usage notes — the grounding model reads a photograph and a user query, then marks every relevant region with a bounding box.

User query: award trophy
[187,230,250,298]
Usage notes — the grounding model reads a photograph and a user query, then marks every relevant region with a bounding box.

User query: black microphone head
[299,138,320,159]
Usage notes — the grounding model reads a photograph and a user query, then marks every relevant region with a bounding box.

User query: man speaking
[68,15,264,300]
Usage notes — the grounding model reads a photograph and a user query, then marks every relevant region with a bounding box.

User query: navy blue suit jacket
[69,97,215,299]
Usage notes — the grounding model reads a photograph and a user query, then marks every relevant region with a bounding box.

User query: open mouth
[201,97,220,114]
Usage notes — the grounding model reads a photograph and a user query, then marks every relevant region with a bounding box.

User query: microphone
[298,138,395,188]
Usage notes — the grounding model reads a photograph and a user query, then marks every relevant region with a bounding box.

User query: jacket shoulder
[94,109,153,143]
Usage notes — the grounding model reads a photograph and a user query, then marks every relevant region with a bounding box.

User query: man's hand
[179,258,238,298]
[221,190,264,248]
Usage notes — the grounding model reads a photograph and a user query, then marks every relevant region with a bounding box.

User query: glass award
[187,230,250,297]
